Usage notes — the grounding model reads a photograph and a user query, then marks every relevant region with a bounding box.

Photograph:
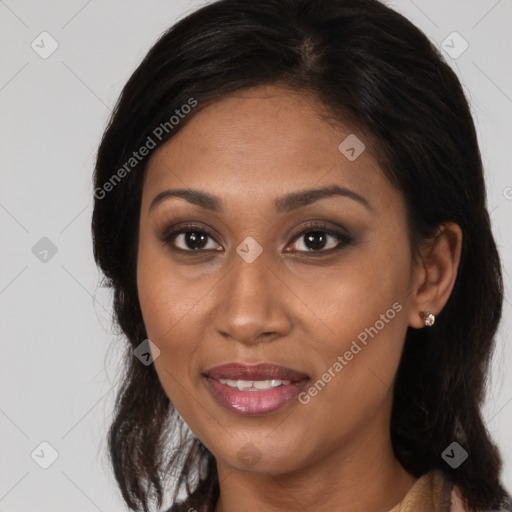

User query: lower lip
[205,377,309,416]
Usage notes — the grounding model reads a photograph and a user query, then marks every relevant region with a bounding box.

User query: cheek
[137,273,204,416]
[137,244,197,390]
[291,238,410,425]
[137,232,210,340]
[137,241,230,420]
[291,236,410,347]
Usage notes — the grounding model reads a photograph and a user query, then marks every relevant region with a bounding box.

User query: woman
[91,0,512,511]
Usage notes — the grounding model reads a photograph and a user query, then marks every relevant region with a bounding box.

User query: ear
[408,221,463,329]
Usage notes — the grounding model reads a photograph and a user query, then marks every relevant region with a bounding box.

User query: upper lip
[204,363,310,382]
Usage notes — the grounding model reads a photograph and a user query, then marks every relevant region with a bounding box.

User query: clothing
[165,469,510,512]
[388,469,460,512]
[388,469,512,512]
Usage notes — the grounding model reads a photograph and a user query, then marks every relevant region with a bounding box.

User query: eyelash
[159,221,354,255]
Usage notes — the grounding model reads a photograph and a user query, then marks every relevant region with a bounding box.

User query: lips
[203,362,310,415]
[204,362,310,382]
[205,377,309,415]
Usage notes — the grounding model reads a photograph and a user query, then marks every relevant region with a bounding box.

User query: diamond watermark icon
[338,134,365,161]
[237,442,262,468]
[236,236,263,263]
[441,441,468,468]
[32,237,58,263]
[31,31,59,59]
[31,441,59,469]
[441,31,468,60]
[134,338,161,365]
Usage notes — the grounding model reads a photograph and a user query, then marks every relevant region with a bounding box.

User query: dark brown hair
[91,0,512,510]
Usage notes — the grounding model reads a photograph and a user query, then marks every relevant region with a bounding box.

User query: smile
[218,378,292,391]
[204,376,309,416]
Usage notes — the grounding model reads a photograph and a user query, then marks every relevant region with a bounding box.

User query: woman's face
[137,85,420,475]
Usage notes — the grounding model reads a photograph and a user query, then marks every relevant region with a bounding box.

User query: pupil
[305,231,326,250]
[186,231,208,250]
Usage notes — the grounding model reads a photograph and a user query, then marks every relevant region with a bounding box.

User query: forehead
[142,85,393,212]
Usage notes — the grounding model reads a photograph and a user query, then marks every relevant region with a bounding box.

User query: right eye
[159,223,223,253]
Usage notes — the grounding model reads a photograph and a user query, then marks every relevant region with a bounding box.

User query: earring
[421,311,436,327]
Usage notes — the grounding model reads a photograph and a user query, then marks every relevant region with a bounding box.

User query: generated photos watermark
[298,301,403,404]
[94,97,198,200]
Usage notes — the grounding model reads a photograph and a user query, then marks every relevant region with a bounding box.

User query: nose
[211,247,292,346]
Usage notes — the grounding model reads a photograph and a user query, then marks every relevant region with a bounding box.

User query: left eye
[289,228,351,253]
[160,223,352,254]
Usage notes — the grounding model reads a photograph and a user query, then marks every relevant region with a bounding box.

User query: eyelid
[288,221,351,242]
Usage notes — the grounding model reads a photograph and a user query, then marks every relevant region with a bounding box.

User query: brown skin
[137,85,462,512]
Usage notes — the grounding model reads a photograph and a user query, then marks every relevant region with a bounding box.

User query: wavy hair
[91,0,511,510]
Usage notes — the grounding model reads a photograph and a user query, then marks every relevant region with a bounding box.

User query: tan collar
[388,470,455,512]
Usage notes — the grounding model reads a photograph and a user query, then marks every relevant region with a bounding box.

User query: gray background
[0,0,511,510]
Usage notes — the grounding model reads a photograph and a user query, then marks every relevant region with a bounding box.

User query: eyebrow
[149,184,371,214]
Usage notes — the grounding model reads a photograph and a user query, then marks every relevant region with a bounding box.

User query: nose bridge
[231,247,272,303]
[212,243,290,343]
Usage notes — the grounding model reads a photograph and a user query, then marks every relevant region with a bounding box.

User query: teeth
[218,378,292,391]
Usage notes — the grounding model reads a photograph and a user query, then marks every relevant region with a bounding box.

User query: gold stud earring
[421,311,436,327]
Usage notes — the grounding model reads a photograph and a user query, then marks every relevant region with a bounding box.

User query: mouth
[203,362,310,416]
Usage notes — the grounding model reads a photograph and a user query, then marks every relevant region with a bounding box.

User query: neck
[213,409,417,512]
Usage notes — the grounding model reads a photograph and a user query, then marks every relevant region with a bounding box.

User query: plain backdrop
[0,0,511,510]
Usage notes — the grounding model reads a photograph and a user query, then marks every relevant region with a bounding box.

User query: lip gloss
[204,377,309,415]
